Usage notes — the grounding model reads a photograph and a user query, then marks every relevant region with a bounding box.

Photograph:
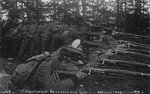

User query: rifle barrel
[103,59,150,70]
[89,68,150,78]
[118,40,150,48]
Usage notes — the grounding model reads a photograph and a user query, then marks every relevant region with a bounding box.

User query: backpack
[11,52,50,90]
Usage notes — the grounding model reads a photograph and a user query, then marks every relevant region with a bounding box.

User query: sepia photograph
[0,0,150,94]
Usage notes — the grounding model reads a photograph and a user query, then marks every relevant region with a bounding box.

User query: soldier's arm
[36,61,78,91]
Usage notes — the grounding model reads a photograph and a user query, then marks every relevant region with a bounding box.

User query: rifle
[118,40,150,49]
[55,62,99,80]
[124,48,150,55]
[113,31,150,41]
[97,59,150,72]
[56,67,150,80]
[111,48,150,58]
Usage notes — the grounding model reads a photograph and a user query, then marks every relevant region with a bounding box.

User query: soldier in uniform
[9,39,97,92]
[32,45,87,91]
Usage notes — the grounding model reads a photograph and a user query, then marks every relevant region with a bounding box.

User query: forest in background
[0,1,150,92]
[0,0,150,59]
[0,0,150,34]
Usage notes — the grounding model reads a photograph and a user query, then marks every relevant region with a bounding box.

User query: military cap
[82,41,100,48]
[60,46,85,62]
[101,27,113,35]
[84,32,100,41]
[90,25,103,32]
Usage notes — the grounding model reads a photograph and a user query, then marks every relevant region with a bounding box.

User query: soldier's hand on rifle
[75,70,88,81]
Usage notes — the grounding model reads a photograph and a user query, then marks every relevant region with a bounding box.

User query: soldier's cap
[90,25,104,32]
[84,32,100,37]
[102,27,113,34]
[60,46,86,65]
[84,32,100,40]
[82,41,100,48]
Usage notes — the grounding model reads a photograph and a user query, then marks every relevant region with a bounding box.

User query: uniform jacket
[34,47,78,91]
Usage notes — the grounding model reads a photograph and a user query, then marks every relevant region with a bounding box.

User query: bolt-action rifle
[56,67,150,80]
[97,59,150,72]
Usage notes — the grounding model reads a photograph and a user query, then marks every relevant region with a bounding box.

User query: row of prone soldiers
[8,30,117,92]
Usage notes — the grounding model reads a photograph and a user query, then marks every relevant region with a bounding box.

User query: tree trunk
[116,0,120,27]
[76,0,80,15]
[82,0,86,26]
[21,0,24,23]
[27,0,31,23]
[0,21,2,57]
[36,0,40,22]
[63,0,66,24]
[18,40,26,59]
[96,0,99,23]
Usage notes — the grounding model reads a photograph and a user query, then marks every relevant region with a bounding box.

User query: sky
[41,0,50,3]
[41,0,110,2]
